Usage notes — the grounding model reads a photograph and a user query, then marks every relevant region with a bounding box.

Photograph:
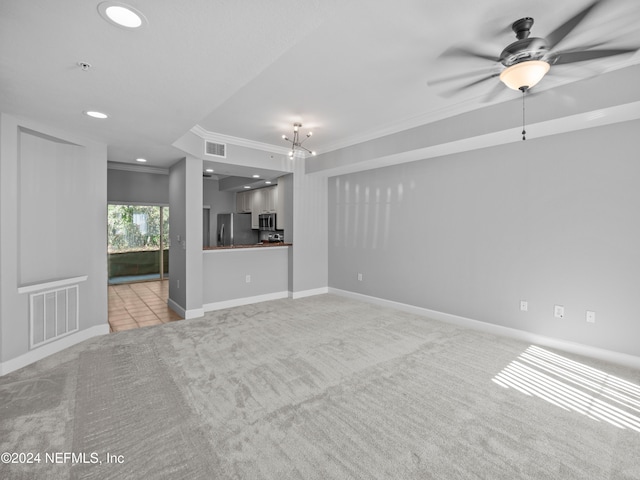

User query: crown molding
[308,100,640,177]
[107,161,169,175]
[319,94,492,154]
[191,125,291,155]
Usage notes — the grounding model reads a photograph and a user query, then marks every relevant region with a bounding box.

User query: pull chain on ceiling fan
[521,87,527,141]
[428,0,640,140]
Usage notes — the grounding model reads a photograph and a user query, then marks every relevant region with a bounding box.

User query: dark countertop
[204,242,292,251]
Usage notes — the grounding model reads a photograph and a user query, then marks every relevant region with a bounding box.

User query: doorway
[107,204,169,284]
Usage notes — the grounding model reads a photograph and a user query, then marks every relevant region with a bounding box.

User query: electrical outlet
[554,305,565,319]
[245,275,251,283]
[177,279,180,289]
[586,310,596,324]
[357,273,363,281]
[520,300,528,312]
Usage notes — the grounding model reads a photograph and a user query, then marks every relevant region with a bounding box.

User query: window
[107,205,169,283]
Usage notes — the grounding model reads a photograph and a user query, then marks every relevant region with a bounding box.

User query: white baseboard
[167,298,204,319]
[203,291,289,312]
[185,308,204,319]
[0,324,109,376]
[329,288,640,370]
[290,287,329,300]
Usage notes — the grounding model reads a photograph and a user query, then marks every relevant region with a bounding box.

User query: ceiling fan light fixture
[499,60,550,91]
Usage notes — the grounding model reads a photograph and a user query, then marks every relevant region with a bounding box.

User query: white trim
[191,125,291,155]
[18,275,88,294]
[185,308,205,319]
[329,288,640,370]
[203,291,289,312]
[167,298,204,319]
[290,287,329,300]
[311,101,640,178]
[0,324,109,377]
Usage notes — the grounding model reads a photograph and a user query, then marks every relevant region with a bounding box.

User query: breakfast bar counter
[204,242,292,251]
[202,244,290,311]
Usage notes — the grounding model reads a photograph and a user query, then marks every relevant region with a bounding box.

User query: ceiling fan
[428,0,640,138]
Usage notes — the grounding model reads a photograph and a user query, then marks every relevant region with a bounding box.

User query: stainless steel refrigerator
[217,213,258,246]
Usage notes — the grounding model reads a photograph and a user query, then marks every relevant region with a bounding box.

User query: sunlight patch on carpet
[493,345,640,433]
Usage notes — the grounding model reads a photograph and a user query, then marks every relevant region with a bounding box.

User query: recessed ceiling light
[136,158,147,163]
[98,2,147,29]
[205,168,214,173]
[252,174,260,178]
[265,181,272,184]
[84,110,108,119]
[243,186,251,189]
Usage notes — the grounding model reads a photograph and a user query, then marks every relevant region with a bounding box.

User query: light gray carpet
[1,294,640,479]
[71,343,218,479]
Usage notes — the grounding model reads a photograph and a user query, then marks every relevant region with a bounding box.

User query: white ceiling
[1,0,639,173]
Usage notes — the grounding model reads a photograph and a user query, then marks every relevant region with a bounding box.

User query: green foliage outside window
[107,205,169,253]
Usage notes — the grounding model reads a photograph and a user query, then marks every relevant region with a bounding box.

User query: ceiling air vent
[205,140,226,158]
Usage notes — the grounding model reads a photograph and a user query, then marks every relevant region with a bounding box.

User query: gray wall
[107,168,169,205]
[169,161,187,310]
[290,157,328,295]
[203,248,288,304]
[168,157,203,315]
[0,113,107,366]
[328,119,640,357]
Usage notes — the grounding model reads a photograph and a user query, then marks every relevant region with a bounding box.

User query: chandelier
[282,123,316,158]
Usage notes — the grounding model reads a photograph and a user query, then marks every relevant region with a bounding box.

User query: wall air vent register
[204,141,226,158]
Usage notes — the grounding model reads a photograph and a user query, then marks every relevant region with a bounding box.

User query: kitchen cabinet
[265,185,278,213]
[254,185,278,214]
[236,190,252,213]
[250,188,263,229]
[237,185,279,228]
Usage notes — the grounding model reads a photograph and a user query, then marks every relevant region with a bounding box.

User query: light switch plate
[554,305,565,318]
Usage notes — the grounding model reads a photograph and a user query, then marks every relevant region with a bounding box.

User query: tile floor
[108,280,183,332]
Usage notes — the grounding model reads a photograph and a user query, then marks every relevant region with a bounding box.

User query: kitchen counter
[204,242,291,251]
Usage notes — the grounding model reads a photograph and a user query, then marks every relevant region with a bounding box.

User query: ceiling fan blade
[427,68,498,87]
[440,73,500,97]
[481,81,507,103]
[551,47,638,65]
[439,46,498,62]
[545,0,603,49]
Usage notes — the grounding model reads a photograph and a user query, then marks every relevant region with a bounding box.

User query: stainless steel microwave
[258,213,276,231]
